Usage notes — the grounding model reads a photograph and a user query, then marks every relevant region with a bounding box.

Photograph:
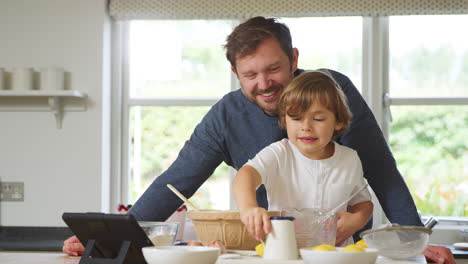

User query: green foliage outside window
[130,106,230,209]
[390,105,468,216]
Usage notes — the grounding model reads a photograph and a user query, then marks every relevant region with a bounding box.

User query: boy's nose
[301,120,312,131]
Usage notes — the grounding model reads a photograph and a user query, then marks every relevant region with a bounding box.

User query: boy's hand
[239,206,271,241]
[335,211,362,246]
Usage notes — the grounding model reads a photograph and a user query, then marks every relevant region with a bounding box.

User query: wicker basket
[187,210,281,250]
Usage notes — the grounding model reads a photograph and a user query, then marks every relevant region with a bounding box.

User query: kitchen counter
[216,250,428,264]
[1,251,467,264]
[0,251,79,264]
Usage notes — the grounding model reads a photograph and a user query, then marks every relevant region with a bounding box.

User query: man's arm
[129,106,225,221]
[329,69,422,226]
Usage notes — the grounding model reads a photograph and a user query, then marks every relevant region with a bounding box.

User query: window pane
[129,106,230,210]
[389,105,468,217]
[389,15,468,97]
[129,20,232,98]
[282,17,362,91]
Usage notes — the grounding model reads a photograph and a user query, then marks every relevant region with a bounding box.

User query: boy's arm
[233,165,271,240]
[336,201,373,246]
[348,201,374,229]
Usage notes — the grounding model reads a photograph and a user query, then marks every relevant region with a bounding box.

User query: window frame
[111,17,468,225]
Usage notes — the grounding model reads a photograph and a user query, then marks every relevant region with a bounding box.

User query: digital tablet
[62,212,152,264]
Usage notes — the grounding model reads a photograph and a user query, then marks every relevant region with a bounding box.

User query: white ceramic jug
[263,216,298,260]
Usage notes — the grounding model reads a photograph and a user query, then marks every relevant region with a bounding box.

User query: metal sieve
[360,224,432,260]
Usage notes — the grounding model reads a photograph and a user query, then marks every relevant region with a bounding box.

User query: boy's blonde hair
[278,71,352,137]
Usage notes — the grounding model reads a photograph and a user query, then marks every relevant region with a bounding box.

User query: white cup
[0,68,4,90]
[264,216,298,260]
[12,68,34,91]
[40,67,64,90]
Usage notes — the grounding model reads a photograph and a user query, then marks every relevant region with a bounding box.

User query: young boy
[233,70,373,246]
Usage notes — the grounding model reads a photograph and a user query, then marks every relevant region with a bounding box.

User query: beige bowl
[187,210,281,250]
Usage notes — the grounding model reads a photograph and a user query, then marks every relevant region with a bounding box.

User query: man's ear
[291,48,299,72]
[231,66,237,75]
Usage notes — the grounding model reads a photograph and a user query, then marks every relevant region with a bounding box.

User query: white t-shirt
[246,139,371,212]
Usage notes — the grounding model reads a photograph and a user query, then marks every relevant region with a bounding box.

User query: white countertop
[1,251,467,264]
[0,252,79,264]
[215,250,427,264]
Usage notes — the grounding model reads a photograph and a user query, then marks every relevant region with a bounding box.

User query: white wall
[0,0,111,226]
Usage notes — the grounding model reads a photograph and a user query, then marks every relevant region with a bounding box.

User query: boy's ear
[335,122,344,131]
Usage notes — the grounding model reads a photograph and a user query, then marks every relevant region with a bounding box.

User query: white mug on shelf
[12,67,34,91]
[40,67,64,91]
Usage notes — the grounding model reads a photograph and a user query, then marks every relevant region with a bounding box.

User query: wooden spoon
[166,184,200,210]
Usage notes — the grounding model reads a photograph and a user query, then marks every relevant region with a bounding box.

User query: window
[123,18,362,210]
[127,20,233,209]
[388,15,468,218]
[283,17,362,90]
[119,15,468,222]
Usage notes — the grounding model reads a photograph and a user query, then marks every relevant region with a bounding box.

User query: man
[64,16,455,263]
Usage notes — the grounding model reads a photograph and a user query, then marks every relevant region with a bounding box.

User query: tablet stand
[80,240,131,264]
[62,212,151,264]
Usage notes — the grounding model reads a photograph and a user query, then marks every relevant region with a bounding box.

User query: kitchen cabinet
[0,90,87,129]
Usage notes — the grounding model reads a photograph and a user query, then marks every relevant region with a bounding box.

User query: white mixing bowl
[300,247,378,264]
[142,245,219,264]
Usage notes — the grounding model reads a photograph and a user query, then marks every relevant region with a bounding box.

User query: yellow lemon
[343,244,365,252]
[255,243,264,257]
[355,239,368,249]
[311,244,337,251]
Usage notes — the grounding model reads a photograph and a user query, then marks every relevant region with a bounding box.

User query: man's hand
[424,244,456,264]
[63,235,84,256]
[239,206,271,241]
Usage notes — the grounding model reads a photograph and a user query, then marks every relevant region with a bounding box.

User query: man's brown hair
[224,16,293,71]
[278,71,352,137]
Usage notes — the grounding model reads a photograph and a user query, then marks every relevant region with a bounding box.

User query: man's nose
[257,73,271,90]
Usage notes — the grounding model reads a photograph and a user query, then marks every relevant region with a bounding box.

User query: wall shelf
[0,90,88,129]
